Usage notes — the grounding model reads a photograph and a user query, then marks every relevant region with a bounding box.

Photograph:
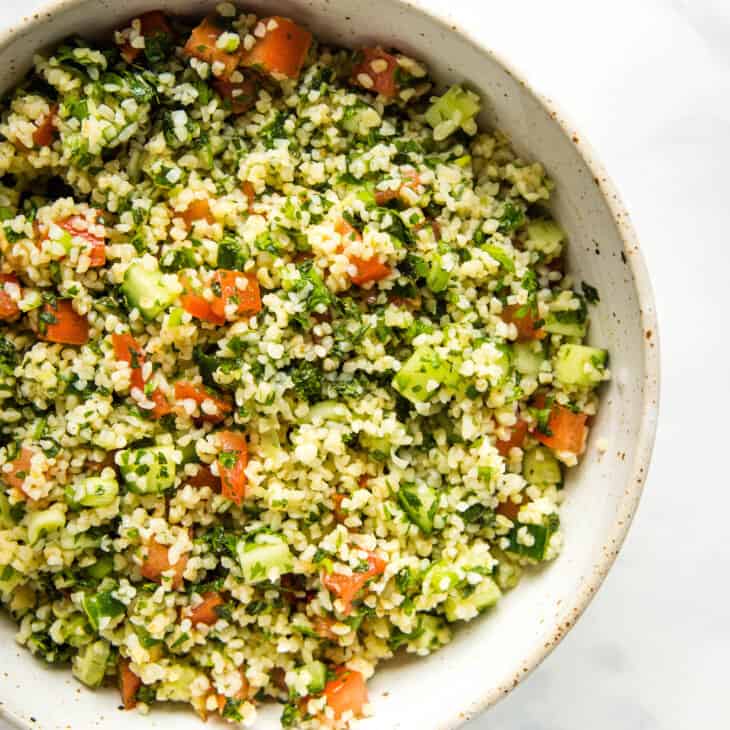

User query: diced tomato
[119,657,141,710]
[241,181,256,211]
[180,290,220,324]
[332,493,346,523]
[502,304,545,341]
[496,498,529,521]
[335,219,391,286]
[111,333,146,391]
[213,76,259,114]
[141,538,187,589]
[210,270,262,320]
[150,389,172,419]
[186,463,219,490]
[38,299,89,345]
[181,198,214,227]
[1,447,33,492]
[120,11,173,64]
[323,668,368,720]
[180,271,261,325]
[187,591,225,626]
[174,381,232,423]
[321,552,387,615]
[216,430,248,505]
[58,214,106,267]
[374,169,421,205]
[111,333,170,417]
[535,404,588,455]
[312,616,338,641]
[352,48,399,98]
[496,419,529,457]
[184,15,241,79]
[32,105,58,148]
[349,255,391,286]
[240,17,312,80]
[0,274,21,321]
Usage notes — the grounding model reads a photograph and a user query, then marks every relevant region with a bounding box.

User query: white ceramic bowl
[0,1,659,728]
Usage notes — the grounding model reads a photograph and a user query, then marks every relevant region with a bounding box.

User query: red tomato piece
[502,304,545,341]
[186,591,225,626]
[58,214,106,268]
[174,381,232,423]
[213,76,259,114]
[496,419,529,457]
[38,299,89,345]
[181,198,214,227]
[120,11,173,64]
[141,538,187,589]
[240,16,312,79]
[321,552,387,615]
[0,274,21,321]
[323,668,368,720]
[352,48,399,98]
[184,15,241,79]
[1,447,33,493]
[216,430,248,505]
[32,105,58,148]
[119,658,141,710]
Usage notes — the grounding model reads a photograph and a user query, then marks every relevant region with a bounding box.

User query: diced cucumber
[490,343,512,385]
[396,481,438,535]
[72,639,110,688]
[57,613,93,648]
[513,341,545,376]
[341,103,381,136]
[291,660,327,695]
[27,505,65,545]
[157,664,198,702]
[0,564,23,598]
[168,306,185,327]
[122,262,177,320]
[0,492,15,529]
[525,220,564,259]
[65,475,118,509]
[544,301,588,338]
[407,614,451,654]
[523,447,563,489]
[425,255,450,293]
[83,590,125,631]
[553,344,608,386]
[483,244,515,273]
[422,561,460,595]
[359,432,392,457]
[444,576,501,622]
[117,446,177,494]
[305,400,350,424]
[236,533,294,584]
[425,85,481,141]
[506,517,559,561]
[393,346,462,403]
[85,554,114,580]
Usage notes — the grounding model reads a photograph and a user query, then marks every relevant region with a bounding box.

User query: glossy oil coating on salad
[0,4,608,727]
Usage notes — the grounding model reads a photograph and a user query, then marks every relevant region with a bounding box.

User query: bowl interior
[0,1,658,728]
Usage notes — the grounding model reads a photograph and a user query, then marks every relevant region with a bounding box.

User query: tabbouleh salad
[0,4,609,728]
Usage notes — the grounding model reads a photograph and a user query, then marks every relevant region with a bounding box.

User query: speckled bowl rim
[0,1,660,728]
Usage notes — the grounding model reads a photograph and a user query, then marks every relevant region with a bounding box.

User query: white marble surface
[0,0,727,728]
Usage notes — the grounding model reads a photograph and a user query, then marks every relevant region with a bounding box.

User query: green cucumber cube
[444,576,501,622]
[523,447,563,489]
[72,640,110,688]
[83,590,125,631]
[27,505,65,545]
[65,475,119,509]
[512,341,545,376]
[425,85,481,140]
[553,344,608,386]
[393,346,462,403]
[122,262,177,320]
[117,446,177,494]
[396,481,438,535]
[525,219,565,259]
[236,533,294,584]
